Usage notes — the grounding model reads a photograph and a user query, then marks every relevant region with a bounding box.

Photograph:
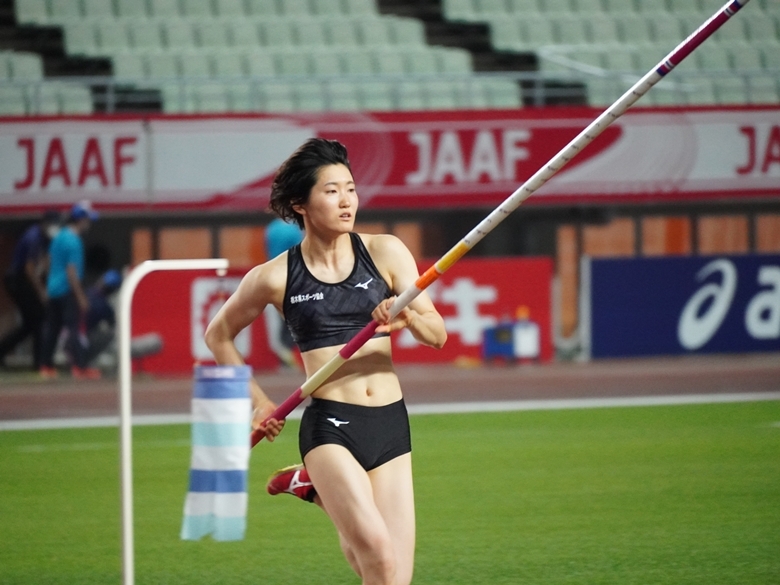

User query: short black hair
[269,138,351,229]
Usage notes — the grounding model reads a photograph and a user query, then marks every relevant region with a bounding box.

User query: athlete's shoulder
[359,232,407,256]
[241,252,289,297]
[359,233,417,286]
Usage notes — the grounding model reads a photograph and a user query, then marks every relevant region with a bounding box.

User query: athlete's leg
[368,453,415,585]
[268,455,414,583]
[304,444,398,585]
[267,464,363,578]
[335,528,363,579]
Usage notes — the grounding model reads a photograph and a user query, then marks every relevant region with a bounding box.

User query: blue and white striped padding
[181,365,252,541]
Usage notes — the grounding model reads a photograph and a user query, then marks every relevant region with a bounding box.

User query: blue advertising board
[588,254,780,358]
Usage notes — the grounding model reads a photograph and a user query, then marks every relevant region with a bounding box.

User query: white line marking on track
[16,438,191,453]
[1,393,778,433]
[407,392,780,416]
[0,413,192,432]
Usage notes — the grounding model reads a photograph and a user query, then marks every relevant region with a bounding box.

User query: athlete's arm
[368,235,447,349]
[205,258,287,440]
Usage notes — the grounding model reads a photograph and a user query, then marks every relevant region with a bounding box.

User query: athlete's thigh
[304,444,389,544]
[369,453,415,582]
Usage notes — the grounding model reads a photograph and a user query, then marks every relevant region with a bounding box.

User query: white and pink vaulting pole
[251,0,752,448]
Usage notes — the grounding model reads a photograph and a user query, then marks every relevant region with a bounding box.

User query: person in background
[39,201,100,380]
[83,269,122,366]
[0,210,61,370]
[263,216,304,368]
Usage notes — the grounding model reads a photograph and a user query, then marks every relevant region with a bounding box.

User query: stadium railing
[0,67,777,116]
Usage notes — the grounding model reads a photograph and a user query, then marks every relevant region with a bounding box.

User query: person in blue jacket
[0,210,60,370]
[83,269,122,365]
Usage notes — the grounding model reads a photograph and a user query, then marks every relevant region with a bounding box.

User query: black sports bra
[283,233,393,352]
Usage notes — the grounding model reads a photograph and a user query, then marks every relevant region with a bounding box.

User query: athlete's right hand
[373,296,415,333]
[252,400,285,442]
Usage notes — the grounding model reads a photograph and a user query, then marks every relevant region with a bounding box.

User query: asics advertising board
[588,255,780,358]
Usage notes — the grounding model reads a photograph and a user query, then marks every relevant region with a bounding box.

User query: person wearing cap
[0,210,61,370]
[39,201,101,380]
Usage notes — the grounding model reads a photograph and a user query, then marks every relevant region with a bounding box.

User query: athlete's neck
[300,232,355,276]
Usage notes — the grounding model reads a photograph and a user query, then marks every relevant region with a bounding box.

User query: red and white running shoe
[266,464,316,503]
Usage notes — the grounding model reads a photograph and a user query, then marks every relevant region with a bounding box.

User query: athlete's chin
[315,216,355,234]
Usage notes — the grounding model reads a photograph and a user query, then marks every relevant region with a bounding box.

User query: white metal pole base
[118,259,229,585]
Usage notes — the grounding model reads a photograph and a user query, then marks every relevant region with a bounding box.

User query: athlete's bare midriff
[302,337,403,406]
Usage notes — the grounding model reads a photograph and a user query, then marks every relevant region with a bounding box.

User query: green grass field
[1,401,779,584]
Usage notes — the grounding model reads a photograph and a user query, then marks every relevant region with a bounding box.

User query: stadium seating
[6,0,524,114]
[14,0,48,24]
[10,0,775,114]
[116,0,148,18]
[443,0,780,106]
[0,50,94,115]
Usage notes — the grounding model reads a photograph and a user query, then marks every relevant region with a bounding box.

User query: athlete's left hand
[252,399,285,442]
[373,296,415,333]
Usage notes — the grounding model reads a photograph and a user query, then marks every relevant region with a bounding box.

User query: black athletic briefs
[299,398,412,471]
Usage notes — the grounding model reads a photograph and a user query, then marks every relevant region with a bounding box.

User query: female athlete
[205,137,447,585]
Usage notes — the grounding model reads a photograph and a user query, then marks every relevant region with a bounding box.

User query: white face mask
[46,225,60,239]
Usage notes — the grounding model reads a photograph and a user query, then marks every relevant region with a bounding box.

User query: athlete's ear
[292,203,306,218]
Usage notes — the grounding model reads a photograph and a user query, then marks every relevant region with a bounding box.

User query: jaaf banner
[0,106,778,214]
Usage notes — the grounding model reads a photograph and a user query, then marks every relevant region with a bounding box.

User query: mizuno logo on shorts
[327,417,350,427]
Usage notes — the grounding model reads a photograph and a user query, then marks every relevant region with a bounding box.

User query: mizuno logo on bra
[354,278,373,289]
[290,292,324,304]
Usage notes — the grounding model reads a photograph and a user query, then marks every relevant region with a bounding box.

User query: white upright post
[118,259,229,585]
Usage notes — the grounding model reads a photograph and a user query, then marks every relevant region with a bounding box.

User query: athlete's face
[296,163,358,233]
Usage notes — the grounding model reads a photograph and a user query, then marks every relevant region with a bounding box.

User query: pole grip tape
[416,241,471,290]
